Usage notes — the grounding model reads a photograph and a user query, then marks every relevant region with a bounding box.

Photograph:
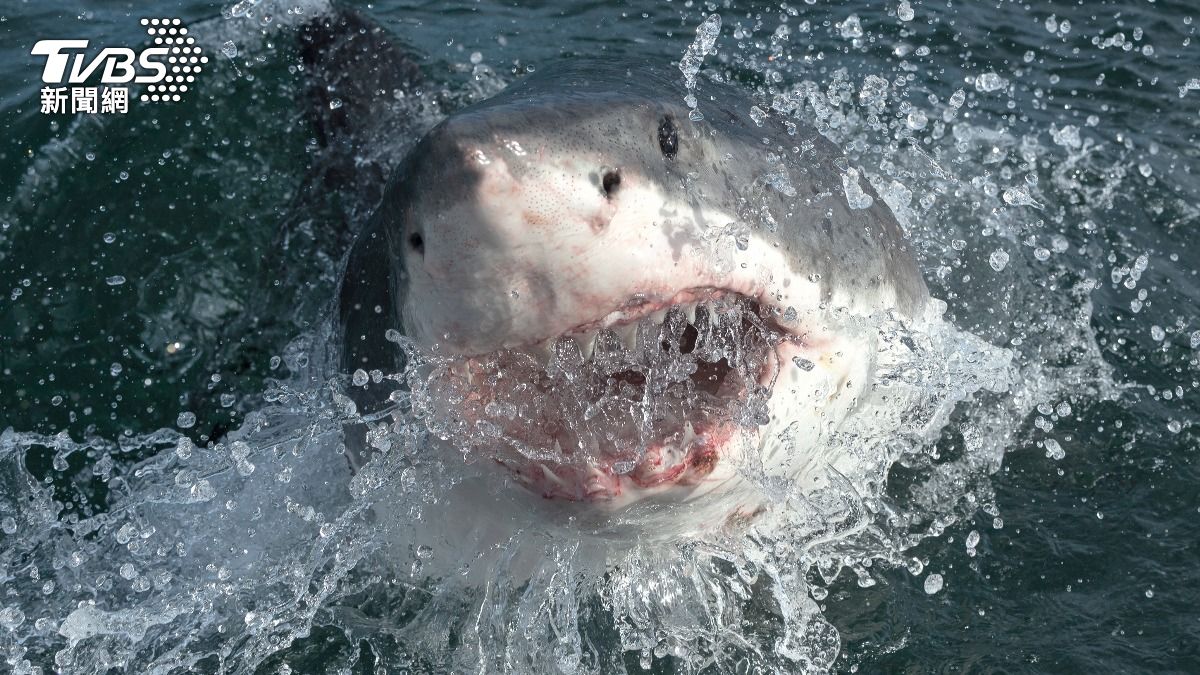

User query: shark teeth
[670,420,698,463]
[449,361,472,380]
[594,328,624,357]
[526,339,556,365]
[576,333,597,361]
[514,297,767,368]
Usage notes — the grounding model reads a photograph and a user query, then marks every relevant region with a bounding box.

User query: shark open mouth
[418,289,796,505]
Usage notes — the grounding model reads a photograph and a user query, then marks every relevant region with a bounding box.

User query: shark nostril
[601,169,621,198]
[408,231,425,256]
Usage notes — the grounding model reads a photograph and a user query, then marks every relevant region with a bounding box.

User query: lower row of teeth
[526,420,700,479]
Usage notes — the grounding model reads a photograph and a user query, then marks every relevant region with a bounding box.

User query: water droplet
[1044,438,1065,460]
[230,441,255,476]
[175,437,193,459]
[105,275,127,286]
[974,72,1007,93]
[679,13,721,94]
[176,411,196,429]
[749,105,767,127]
[1003,187,1040,207]
[839,14,863,39]
[0,607,26,629]
[841,167,874,209]
[897,1,915,21]
[924,573,944,594]
[1051,124,1082,148]
[792,357,815,371]
[988,250,1009,272]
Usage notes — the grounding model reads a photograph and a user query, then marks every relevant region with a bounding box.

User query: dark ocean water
[2,0,1199,672]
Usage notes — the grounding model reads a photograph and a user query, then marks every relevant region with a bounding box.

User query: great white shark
[312,9,930,529]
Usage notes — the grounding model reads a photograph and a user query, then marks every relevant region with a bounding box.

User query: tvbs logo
[32,17,207,114]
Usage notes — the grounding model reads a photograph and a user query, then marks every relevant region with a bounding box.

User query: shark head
[345,62,927,517]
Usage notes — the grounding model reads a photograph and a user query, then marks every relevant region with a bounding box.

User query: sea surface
[1,0,1199,672]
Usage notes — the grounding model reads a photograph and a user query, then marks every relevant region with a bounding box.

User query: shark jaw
[409,287,865,513]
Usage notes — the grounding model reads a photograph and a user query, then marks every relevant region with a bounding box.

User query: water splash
[1,2,1151,672]
[0,289,1019,673]
[679,14,721,118]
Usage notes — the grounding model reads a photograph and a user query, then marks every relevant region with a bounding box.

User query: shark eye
[657,116,678,160]
[408,232,425,256]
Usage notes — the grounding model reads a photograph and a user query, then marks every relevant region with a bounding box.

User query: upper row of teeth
[524,301,707,364]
